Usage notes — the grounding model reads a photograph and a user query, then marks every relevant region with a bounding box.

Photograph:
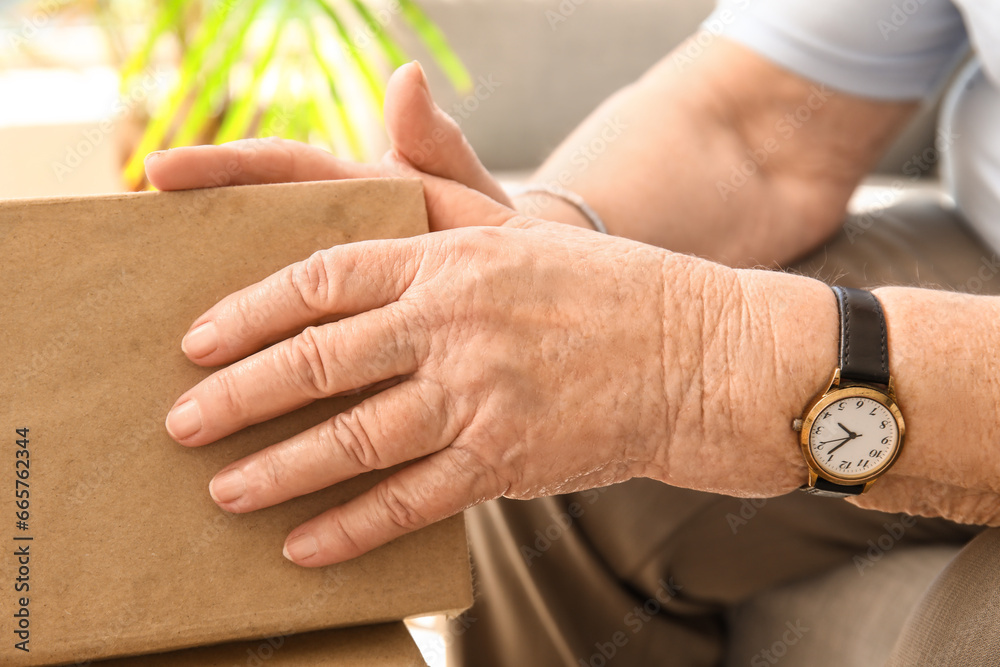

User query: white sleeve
[702,0,969,99]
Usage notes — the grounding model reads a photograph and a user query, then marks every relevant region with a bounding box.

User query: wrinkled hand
[145,61,512,230]
[162,198,675,566]
[150,61,751,567]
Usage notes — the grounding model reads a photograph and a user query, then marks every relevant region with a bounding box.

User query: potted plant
[2,0,470,189]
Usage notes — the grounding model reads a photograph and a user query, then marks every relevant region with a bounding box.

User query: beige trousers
[450,193,999,667]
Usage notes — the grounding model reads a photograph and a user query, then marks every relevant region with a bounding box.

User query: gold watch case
[793,368,906,493]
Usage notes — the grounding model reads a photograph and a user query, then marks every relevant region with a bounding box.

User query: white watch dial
[807,395,901,480]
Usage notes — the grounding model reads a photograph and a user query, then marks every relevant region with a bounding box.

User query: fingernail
[165,399,202,440]
[283,534,318,562]
[411,60,428,91]
[145,150,165,163]
[182,322,219,359]
[209,469,245,504]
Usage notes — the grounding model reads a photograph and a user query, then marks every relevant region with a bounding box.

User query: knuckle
[258,446,289,491]
[275,138,299,174]
[376,484,426,532]
[325,512,365,559]
[285,326,334,397]
[289,250,333,313]
[415,379,449,423]
[449,444,504,494]
[255,137,297,182]
[501,213,538,230]
[381,304,422,365]
[211,370,251,421]
[319,409,383,471]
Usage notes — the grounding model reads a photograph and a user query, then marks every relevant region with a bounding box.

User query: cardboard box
[94,623,426,667]
[0,180,471,665]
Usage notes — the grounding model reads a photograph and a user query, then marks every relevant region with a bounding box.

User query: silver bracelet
[509,183,608,234]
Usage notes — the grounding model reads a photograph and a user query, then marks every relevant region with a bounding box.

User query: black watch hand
[826,441,849,456]
[837,422,858,438]
[827,430,861,456]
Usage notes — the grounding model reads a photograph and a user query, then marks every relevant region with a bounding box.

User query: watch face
[805,389,903,482]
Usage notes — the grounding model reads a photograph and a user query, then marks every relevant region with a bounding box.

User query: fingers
[384,62,511,207]
[180,240,418,367]
[282,446,501,566]
[165,303,423,447]
[144,138,379,191]
[208,379,461,513]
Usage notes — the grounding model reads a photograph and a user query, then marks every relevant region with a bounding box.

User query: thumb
[384,62,511,207]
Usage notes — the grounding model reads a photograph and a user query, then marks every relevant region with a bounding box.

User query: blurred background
[0,0,942,200]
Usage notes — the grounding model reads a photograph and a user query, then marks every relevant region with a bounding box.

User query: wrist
[510,190,598,231]
[735,269,839,494]
[655,260,836,496]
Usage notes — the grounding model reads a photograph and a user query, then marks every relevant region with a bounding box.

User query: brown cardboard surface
[0,180,471,665]
[94,623,426,667]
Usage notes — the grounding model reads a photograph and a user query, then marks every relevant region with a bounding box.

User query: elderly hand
[151,63,829,567]
[145,61,511,231]
[161,194,726,565]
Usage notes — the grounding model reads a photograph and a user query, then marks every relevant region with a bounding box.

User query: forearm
[856,286,1000,521]
[658,261,1000,525]
[514,38,914,267]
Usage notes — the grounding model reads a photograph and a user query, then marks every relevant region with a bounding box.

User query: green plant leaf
[304,94,338,153]
[346,0,408,68]
[118,0,188,90]
[123,0,245,186]
[397,0,471,92]
[306,18,365,160]
[213,2,293,145]
[311,0,386,112]
[121,0,470,186]
[256,60,294,140]
[167,0,269,149]
[290,95,313,145]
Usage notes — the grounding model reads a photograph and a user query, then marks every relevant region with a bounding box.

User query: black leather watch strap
[801,477,866,498]
[798,286,892,498]
[832,286,890,386]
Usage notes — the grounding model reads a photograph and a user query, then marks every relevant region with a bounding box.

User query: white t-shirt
[704,0,1000,255]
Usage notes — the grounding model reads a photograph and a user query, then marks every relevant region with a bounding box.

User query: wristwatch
[793,286,905,498]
